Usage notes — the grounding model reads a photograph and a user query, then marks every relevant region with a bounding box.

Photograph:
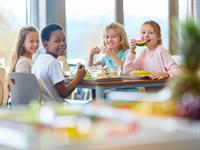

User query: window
[65,0,115,62]
[0,0,27,67]
[178,0,190,21]
[124,0,169,49]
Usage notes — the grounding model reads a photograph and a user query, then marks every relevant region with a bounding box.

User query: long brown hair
[9,26,38,72]
[103,22,129,51]
[142,20,162,45]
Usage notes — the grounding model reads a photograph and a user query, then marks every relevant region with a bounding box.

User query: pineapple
[180,19,200,72]
[168,18,200,120]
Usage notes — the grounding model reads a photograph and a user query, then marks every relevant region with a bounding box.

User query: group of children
[8,20,181,103]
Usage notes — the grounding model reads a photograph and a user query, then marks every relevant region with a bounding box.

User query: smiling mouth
[107,42,114,45]
[59,48,65,51]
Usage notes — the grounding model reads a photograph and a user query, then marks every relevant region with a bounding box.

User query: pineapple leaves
[180,19,200,71]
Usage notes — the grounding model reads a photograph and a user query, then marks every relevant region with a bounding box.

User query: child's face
[23,31,39,55]
[45,30,66,58]
[140,24,159,47]
[104,29,121,50]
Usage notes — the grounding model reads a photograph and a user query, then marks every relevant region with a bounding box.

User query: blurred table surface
[0,114,200,150]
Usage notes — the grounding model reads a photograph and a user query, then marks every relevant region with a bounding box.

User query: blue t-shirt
[100,49,129,67]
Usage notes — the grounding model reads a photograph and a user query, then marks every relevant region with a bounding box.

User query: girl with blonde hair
[88,22,129,69]
[9,26,39,73]
[124,20,180,79]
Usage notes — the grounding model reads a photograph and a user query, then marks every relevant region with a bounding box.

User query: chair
[8,73,42,105]
[0,67,9,106]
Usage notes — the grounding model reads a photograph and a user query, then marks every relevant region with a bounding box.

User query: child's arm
[161,50,181,77]
[149,50,181,80]
[123,49,145,74]
[55,66,86,98]
[123,39,143,74]
[88,47,101,67]
[149,72,169,80]
[105,47,124,67]
[123,51,137,74]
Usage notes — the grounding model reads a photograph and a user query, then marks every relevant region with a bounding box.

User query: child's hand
[130,39,137,54]
[90,47,100,56]
[104,47,114,56]
[149,72,169,80]
[78,64,84,69]
[76,64,86,79]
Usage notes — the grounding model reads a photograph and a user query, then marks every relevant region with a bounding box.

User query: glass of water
[109,66,121,76]
[88,66,98,78]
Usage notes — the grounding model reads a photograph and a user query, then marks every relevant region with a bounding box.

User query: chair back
[0,68,9,106]
[8,73,41,105]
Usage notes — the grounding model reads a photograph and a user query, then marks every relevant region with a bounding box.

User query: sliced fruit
[136,40,146,46]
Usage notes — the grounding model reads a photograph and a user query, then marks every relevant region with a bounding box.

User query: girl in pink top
[123,20,180,80]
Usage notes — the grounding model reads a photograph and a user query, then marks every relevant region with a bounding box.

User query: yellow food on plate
[109,71,120,77]
[97,72,120,78]
[97,73,109,78]
[130,70,151,76]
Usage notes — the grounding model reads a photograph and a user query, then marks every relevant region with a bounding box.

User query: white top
[32,54,64,103]
[16,56,32,73]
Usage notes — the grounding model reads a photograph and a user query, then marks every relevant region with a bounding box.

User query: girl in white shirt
[9,26,39,73]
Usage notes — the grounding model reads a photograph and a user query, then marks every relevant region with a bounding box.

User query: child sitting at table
[7,27,39,105]
[88,22,129,71]
[32,24,86,103]
[9,26,39,73]
[123,20,181,80]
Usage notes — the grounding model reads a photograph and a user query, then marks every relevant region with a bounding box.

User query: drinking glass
[109,66,121,76]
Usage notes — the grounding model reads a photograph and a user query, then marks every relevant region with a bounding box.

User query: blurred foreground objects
[168,18,200,120]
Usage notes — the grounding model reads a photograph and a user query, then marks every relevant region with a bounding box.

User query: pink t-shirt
[123,45,180,77]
